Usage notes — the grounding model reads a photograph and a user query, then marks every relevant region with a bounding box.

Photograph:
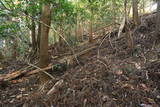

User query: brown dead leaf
[20,88,26,92]
[122,83,134,89]
[16,94,22,99]
[140,84,149,91]
[115,70,123,75]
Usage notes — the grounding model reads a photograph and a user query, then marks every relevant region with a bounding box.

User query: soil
[0,12,160,107]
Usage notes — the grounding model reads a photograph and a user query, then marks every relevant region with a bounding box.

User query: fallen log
[0,66,52,82]
[0,45,97,82]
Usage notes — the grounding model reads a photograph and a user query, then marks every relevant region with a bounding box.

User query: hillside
[0,12,160,107]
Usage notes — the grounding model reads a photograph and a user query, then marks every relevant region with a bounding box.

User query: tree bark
[77,22,83,42]
[112,0,116,27]
[31,19,36,51]
[89,10,93,43]
[37,23,41,51]
[124,0,127,20]
[39,3,51,83]
[37,10,42,52]
[12,38,17,59]
[132,0,140,26]
[155,0,160,38]
[142,0,145,13]
[89,20,93,43]
[125,0,134,51]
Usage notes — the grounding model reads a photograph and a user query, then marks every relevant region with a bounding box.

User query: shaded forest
[0,0,160,107]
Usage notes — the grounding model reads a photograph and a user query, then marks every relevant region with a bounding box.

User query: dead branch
[0,46,97,82]
[47,79,64,95]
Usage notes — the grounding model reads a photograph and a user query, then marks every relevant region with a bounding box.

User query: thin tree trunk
[39,3,51,84]
[77,22,83,42]
[142,0,145,13]
[132,0,140,26]
[89,20,93,43]
[89,10,93,43]
[125,0,134,52]
[124,0,127,20]
[12,38,17,59]
[155,0,160,38]
[37,22,41,51]
[112,0,116,27]
[37,10,42,52]
[31,19,36,51]
[58,26,64,48]
[79,23,83,41]
[53,30,57,44]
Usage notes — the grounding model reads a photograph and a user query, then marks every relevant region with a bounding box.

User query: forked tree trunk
[39,3,51,84]
[132,0,140,26]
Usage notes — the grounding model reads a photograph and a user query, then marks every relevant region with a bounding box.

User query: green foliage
[0,0,151,58]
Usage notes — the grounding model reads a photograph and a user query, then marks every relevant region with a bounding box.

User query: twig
[97,32,110,58]
[109,32,118,51]
[27,63,55,80]
[141,53,147,64]
[145,70,149,80]
[47,79,64,95]
[96,59,108,70]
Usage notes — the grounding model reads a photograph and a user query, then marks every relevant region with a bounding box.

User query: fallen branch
[0,66,52,82]
[47,79,64,95]
[0,45,97,82]
[27,63,55,80]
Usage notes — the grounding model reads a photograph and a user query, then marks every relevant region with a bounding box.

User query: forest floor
[1,12,160,107]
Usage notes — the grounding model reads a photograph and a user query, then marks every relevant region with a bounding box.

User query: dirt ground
[0,12,160,107]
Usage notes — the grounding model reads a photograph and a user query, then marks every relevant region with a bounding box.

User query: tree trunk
[124,0,127,20]
[77,22,83,42]
[89,10,93,43]
[37,21,41,51]
[0,51,4,60]
[12,38,18,59]
[125,0,134,52]
[31,19,37,51]
[39,3,51,84]
[58,26,64,48]
[142,0,145,13]
[132,0,140,26]
[37,7,42,53]
[112,0,116,27]
[155,0,160,38]
[89,20,93,43]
